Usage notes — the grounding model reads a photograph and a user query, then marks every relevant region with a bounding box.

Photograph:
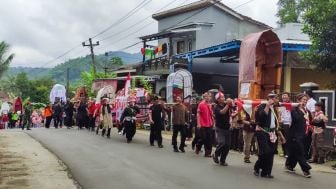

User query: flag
[124,73,131,96]
[237,99,298,117]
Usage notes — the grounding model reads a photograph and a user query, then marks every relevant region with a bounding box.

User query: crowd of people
[1,89,335,176]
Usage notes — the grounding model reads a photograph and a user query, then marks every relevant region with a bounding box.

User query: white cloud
[0,0,278,67]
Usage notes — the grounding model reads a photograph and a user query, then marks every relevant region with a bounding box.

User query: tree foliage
[0,72,55,104]
[79,69,116,97]
[300,0,336,72]
[108,56,124,67]
[0,41,15,78]
[276,0,302,24]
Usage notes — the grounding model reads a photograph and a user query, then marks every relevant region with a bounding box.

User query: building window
[188,40,192,51]
[177,41,185,54]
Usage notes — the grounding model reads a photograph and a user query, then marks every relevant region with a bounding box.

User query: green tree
[0,41,15,78]
[107,56,124,68]
[276,0,302,24]
[300,0,336,72]
[0,72,55,103]
[79,69,116,97]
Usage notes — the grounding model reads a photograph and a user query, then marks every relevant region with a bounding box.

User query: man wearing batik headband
[286,93,312,178]
[120,97,140,143]
[253,93,280,179]
[212,92,233,166]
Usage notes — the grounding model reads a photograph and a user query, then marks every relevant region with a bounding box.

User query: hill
[5,51,142,83]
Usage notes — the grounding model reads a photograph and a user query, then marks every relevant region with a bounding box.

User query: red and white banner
[236,99,297,117]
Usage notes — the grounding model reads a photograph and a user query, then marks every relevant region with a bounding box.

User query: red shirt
[197,101,213,127]
[88,103,96,115]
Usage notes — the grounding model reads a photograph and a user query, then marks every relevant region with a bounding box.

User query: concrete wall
[290,68,336,92]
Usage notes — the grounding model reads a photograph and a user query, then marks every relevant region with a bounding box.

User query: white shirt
[306,98,317,113]
[270,107,276,129]
[279,106,292,125]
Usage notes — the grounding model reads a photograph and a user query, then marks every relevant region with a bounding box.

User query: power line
[30,0,153,70]
[96,0,191,52]
[233,0,257,9]
[98,0,184,42]
[91,0,153,39]
[37,0,257,71]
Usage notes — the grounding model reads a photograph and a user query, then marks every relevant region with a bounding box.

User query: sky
[0,0,279,68]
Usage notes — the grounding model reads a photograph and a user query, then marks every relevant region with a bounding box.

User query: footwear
[254,171,259,176]
[220,162,228,166]
[332,164,336,170]
[191,144,195,150]
[179,147,185,153]
[244,159,251,163]
[204,154,212,158]
[317,158,325,164]
[127,139,132,143]
[195,148,200,155]
[261,175,274,179]
[158,145,164,148]
[285,166,295,173]
[303,171,311,178]
[308,159,317,163]
[174,147,179,152]
[213,155,219,164]
[150,143,154,146]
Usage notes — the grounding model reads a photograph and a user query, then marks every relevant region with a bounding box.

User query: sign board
[239,82,251,99]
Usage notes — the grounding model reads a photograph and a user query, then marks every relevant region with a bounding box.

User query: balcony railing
[141,56,170,74]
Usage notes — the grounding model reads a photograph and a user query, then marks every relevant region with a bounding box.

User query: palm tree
[0,41,15,78]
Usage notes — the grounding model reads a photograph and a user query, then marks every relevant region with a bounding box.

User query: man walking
[171,96,188,153]
[254,93,280,178]
[22,102,32,130]
[149,96,165,148]
[120,97,140,143]
[213,92,232,166]
[196,92,214,157]
[279,92,292,157]
[64,98,74,129]
[286,93,312,178]
[53,101,63,129]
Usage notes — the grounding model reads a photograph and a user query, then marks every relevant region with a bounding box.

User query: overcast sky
[0,0,279,67]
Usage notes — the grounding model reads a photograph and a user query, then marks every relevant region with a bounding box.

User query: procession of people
[1,88,334,177]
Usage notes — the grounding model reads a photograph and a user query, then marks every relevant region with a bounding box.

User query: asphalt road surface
[27,128,336,189]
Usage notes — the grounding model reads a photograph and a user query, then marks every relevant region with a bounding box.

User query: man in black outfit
[254,93,279,178]
[213,92,232,166]
[53,101,63,129]
[285,93,312,178]
[149,96,165,148]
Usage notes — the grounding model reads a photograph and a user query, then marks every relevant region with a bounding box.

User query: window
[177,41,185,54]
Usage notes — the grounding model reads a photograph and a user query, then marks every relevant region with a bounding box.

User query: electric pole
[104,52,109,77]
[82,38,99,79]
[66,67,70,98]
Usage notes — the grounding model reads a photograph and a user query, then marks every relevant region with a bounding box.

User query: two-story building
[138,0,271,98]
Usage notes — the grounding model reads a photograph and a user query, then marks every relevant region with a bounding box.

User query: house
[274,23,336,92]
[138,0,271,98]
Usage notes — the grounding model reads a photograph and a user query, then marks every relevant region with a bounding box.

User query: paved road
[27,128,336,189]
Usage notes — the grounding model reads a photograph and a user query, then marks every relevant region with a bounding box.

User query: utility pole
[66,67,70,98]
[104,52,108,77]
[82,38,99,79]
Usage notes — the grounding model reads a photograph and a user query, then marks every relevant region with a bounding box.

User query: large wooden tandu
[238,30,282,100]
